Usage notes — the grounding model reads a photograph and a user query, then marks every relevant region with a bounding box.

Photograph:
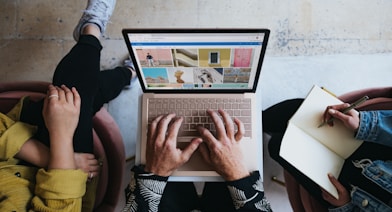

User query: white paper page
[280,124,344,198]
[290,85,363,158]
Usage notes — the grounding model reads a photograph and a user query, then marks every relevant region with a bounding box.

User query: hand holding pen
[318,96,369,130]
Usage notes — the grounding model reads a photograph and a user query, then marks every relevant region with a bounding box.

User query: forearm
[356,111,392,147]
[48,133,75,170]
[123,165,168,212]
[225,171,272,211]
[15,138,50,168]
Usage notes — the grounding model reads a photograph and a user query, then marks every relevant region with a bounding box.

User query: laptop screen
[122,29,269,93]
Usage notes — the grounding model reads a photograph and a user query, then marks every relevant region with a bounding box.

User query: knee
[267,133,284,162]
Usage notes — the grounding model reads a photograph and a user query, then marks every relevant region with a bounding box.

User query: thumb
[328,108,347,121]
[198,142,211,164]
[181,138,202,161]
[328,173,345,192]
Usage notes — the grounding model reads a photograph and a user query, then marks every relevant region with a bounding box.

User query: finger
[156,114,176,145]
[197,125,218,149]
[333,106,358,119]
[323,104,349,123]
[165,116,183,148]
[207,109,226,138]
[328,173,346,193]
[88,158,99,166]
[328,108,357,127]
[61,85,73,104]
[77,153,95,160]
[180,138,202,162]
[57,86,66,102]
[321,188,336,201]
[322,106,332,123]
[234,118,244,141]
[89,164,101,172]
[219,109,235,139]
[328,109,343,120]
[44,85,56,111]
[71,87,81,108]
[47,84,58,95]
[83,153,95,159]
[147,115,164,146]
[198,142,211,164]
[46,84,59,101]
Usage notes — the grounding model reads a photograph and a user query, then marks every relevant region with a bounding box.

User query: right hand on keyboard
[197,109,250,181]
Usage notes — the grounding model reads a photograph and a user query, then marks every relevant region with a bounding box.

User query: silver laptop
[122,29,270,181]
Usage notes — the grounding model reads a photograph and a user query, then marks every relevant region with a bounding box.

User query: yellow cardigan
[0,98,95,211]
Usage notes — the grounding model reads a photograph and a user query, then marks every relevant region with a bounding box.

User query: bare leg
[81,24,101,39]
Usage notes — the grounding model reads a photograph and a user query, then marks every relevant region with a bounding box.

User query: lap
[159,182,235,212]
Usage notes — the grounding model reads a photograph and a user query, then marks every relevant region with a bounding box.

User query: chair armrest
[92,107,125,211]
[0,81,49,93]
[338,87,392,111]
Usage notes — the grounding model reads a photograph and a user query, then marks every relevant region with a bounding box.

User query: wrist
[49,132,74,144]
[48,137,75,170]
[224,171,250,181]
[48,146,75,169]
[132,165,170,181]
[144,165,172,177]
[222,166,250,181]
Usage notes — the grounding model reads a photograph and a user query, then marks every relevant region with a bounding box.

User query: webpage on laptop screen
[127,32,265,91]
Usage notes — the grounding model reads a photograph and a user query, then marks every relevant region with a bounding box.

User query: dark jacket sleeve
[123,165,168,212]
[225,171,272,211]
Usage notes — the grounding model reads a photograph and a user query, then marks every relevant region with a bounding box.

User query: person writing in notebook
[124,109,272,212]
[264,99,392,212]
[319,103,392,211]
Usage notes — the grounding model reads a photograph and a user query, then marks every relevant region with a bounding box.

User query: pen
[321,86,337,97]
[318,95,369,128]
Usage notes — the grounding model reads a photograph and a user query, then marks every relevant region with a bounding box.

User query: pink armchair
[0,81,125,212]
[283,86,392,211]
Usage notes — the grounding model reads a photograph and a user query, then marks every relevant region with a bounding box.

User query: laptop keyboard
[147,97,252,138]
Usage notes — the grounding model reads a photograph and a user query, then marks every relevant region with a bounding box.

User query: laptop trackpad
[177,142,214,171]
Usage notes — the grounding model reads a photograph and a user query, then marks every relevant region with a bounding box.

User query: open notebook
[122,29,270,181]
[279,85,363,198]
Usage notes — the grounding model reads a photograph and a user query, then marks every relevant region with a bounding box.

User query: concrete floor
[2,0,392,211]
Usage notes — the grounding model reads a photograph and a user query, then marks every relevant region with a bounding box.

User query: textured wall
[1,0,391,82]
[111,0,392,56]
